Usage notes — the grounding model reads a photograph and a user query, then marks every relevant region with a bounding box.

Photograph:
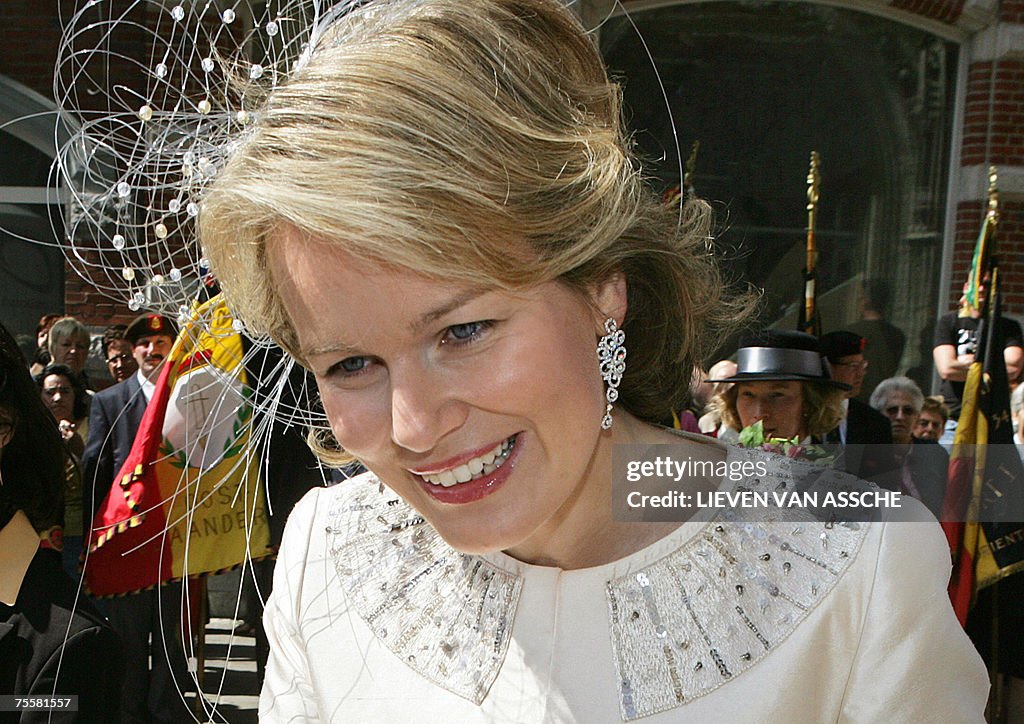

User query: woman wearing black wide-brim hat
[708,330,850,442]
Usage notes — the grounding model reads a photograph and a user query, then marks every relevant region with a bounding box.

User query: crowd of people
[688,328,983,520]
[4,0,1022,721]
[8,298,1016,720]
[6,307,326,721]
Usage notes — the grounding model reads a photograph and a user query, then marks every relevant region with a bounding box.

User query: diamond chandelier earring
[597,318,626,430]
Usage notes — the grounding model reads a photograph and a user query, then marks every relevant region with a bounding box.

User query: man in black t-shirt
[932,280,1023,447]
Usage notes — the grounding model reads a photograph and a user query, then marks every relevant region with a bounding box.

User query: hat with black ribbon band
[706,329,850,390]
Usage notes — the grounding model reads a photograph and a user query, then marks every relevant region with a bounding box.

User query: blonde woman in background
[46,317,93,391]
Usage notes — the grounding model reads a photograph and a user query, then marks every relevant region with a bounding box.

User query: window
[601,2,958,383]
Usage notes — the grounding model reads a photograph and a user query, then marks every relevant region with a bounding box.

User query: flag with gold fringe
[942,275,1024,625]
[941,167,1024,625]
[85,295,271,596]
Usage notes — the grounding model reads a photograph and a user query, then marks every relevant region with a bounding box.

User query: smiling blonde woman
[199,0,986,720]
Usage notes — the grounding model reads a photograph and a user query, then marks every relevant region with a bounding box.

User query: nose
[389,367,467,454]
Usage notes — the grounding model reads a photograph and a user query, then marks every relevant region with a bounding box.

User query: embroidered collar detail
[326,446,873,719]
[325,480,522,705]
[607,446,873,720]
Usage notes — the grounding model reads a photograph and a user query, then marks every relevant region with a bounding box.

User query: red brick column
[948,52,1024,312]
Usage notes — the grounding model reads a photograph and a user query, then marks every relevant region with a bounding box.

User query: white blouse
[261,445,987,723]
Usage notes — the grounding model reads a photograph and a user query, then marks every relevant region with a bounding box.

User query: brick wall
[950,52,1024,314]
[1000,201,1024,312]
[889,0,966,23]
[0,2,64,99]
[961,60,1024,167]
[1002,1,1024,23]
[949,200,1024,312]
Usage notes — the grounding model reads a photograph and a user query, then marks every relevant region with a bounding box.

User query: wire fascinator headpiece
[53,0,375,319]
[37,2,379,608]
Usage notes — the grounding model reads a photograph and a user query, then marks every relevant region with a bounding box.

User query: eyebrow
[303,287,489,359]
[410,288,488,334]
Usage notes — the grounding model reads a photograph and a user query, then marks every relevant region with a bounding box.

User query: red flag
[85,296,271,596]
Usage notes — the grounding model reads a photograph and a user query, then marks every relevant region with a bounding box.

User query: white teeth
[434,470,457,487]
[420,436,515,487]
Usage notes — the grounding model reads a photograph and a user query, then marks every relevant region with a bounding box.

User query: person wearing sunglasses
[100,324,138,384]
[869,376,948,517]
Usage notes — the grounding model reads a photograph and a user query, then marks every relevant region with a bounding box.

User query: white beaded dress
[260,443,987,723]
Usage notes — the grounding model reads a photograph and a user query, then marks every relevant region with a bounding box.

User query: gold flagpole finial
[807,151,821,217]
[800,151,821,335]
[986,165,1000,226]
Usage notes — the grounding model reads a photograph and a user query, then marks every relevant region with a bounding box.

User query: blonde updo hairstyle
[201,0,751,462]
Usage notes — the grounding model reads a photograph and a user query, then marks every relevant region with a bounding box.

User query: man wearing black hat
[82,312,190,723]
[820,331,895,485]
[820,331,893,445]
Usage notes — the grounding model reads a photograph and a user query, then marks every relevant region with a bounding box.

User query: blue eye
[443,321,491,346]
[329,356,372,377]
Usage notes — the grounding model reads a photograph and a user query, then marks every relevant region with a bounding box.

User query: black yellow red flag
[942,269,1024,624]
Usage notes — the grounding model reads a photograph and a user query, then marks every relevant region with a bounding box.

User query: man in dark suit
[82,313,188,724]
[820,331,894,483]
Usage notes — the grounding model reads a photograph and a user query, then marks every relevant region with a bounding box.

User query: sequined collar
[603,445,871,719]
[326,489,523,705]
[325,445,873,719]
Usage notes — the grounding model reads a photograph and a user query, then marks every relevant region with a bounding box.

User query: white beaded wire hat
[47,1,410,447]
[48,0,641,329]
[53,1,373,320]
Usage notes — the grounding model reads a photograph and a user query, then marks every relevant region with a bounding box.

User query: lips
[416,436,515,487]
[411,434,521,505]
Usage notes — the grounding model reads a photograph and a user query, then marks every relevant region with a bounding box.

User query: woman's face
[41,373,75,422]
[269,232,623,555]
[52,334,89,373]
[735,380,808,440]
[881,390,919,445]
